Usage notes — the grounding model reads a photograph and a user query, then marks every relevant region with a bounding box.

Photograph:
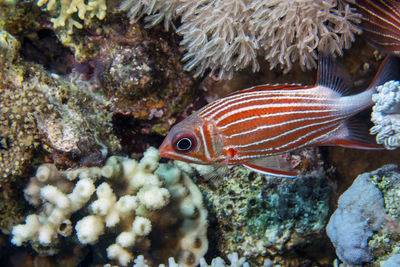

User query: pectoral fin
[242,155,298,178]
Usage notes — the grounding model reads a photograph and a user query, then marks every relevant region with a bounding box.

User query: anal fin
[316,117,382,150]
[327,139,381,149]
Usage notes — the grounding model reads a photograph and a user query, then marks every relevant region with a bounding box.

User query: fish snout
[158,139,174,159]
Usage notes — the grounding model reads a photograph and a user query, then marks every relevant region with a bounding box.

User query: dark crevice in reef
[112,113,165,157]
[20,29,75,74]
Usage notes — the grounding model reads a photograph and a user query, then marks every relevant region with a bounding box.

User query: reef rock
[179,148,333,266]
[327,164,400,266]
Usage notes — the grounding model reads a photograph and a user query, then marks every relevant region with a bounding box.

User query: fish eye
[177,138,192,151]
[172,132,197,153]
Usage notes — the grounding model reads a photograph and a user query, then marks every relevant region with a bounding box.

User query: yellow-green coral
[37,0,106,34]
[0,32,51,180]
[0,30,120,181]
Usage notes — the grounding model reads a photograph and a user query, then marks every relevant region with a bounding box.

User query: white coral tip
[116,195,138,214]
[40,185,70,209]
[107,243,133,266]
[75,215,105,244]
[132,216,152,236]
[137,185,170,210]
[116,231,136,247]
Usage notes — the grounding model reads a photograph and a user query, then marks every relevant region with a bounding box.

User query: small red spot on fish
[227,148,237,158]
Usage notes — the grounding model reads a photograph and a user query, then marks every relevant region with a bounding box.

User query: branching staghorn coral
[12,147,208,267]
[370,80,400,150]
[120,0,361,79]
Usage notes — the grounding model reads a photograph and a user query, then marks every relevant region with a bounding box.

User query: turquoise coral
[178,150,330,266]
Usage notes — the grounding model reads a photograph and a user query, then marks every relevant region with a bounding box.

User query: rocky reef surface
[1,1,400,267]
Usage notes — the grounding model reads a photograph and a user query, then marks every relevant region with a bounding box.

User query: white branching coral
[119,0,361,79]
[370,80,400,150]
[11,147,208,267]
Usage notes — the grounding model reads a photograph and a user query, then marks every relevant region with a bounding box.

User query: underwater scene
[1,0,400,266]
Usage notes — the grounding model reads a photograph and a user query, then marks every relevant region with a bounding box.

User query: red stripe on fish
[226,116,344,157]
[351,0,400,54]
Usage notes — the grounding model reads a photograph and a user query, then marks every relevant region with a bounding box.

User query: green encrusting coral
[196,156,331,266]
[245,171,330,239]
[368,165,400,265]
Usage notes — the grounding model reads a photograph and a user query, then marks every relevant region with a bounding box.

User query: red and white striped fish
[348,0,400,55]
[159,55,399,177]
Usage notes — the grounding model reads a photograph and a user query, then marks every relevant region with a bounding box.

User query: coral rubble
[327,165,400,266]
[11,147,208,266]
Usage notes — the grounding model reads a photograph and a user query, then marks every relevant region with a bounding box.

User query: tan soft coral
[250,0,361,72]
[120,0,361,79]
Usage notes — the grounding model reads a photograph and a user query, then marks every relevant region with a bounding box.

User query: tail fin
[339,55,400,115]
[368,55,400,91]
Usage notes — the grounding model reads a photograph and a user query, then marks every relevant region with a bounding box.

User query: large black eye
[172,132,197,153]
[176,137,192,151]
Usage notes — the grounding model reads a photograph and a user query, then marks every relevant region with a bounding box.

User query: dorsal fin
[317,54,353,96]
[227,83,312,97]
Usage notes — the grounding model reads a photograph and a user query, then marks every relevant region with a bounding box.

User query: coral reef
[77,23,203,136]
[11,147,208,266]
[327,165,400,266]
[120,0,361,79]
[177,148,332,266]
[371,80,400,150]
[102,252,250,267]
[0,29,120,178]
[0,4,205,238]
[2,1,400,266]
[36,0,107,44]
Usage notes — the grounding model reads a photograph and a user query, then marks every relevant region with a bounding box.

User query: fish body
[349,0,400,55]
[159,55,398,177]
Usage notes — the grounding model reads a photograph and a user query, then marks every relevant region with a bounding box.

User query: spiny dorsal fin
[317,54,353,96]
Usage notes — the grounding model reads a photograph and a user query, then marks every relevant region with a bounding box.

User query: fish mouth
[158,141,175,159]
[159,150,177,159]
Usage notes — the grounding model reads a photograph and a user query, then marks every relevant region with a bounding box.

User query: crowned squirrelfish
[159,55,400,177]
[349,0,400,56]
